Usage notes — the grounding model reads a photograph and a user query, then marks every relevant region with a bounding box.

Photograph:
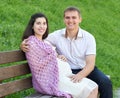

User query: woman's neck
[35,35,42,41]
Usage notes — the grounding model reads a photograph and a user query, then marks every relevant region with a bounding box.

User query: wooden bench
[0,50,111,98]
[0,50,58,98]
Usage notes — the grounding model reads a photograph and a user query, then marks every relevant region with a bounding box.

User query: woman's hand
[57,55,67,62]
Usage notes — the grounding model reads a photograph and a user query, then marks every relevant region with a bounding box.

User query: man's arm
[70,54,96,83]
[20,39,29,52]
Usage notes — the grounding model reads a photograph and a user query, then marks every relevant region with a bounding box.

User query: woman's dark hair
[22,13,49,40]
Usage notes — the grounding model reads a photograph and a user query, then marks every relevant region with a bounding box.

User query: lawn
[0,0,120,97]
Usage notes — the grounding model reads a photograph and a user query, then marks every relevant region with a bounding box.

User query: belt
[71,69,82,71]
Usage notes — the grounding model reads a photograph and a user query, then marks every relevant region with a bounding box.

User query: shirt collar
[62,28,83,39]
[77,28,83,38]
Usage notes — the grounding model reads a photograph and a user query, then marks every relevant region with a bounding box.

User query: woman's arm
[25,40,55,70]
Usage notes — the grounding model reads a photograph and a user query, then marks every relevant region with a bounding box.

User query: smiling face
[33,17,47,40]
[64,11,82,32]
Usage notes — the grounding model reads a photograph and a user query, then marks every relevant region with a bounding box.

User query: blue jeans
[72,66,113,98]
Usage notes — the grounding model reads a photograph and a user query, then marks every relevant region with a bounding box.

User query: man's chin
[66,26,74,29]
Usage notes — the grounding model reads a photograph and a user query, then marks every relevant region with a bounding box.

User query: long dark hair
[22,13,49,40]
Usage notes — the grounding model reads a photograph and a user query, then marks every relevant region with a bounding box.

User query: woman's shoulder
[28,35,35,40]
[27,35,37,44]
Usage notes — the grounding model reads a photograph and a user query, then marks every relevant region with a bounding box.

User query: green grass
[0,0,120,97]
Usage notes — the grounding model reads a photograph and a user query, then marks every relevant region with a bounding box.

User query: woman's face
[33,17,47,39]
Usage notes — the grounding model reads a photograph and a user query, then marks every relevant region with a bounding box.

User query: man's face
[64,11,82,31]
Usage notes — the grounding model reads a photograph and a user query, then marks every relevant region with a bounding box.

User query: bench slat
[0,50,60,98]
[0,77,32,97]
[0,63,31,81]
[0,50,26,64]
[25,92,58,98]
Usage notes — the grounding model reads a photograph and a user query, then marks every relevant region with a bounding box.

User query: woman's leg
[87,86,98,98]
[72,67,113,98]
[87,66,113,98]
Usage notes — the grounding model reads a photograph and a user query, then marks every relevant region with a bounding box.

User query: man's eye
[65,17,70,19]
[43,22,46,25]
[72,17,76,19]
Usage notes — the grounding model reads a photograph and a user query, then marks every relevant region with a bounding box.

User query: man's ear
[79,17,82,23]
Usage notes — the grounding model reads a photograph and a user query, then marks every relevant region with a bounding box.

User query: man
[21,6,113,98]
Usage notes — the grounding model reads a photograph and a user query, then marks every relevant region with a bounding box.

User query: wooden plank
[0,77,32,97]
[25,92,59,98]
[0,80,4,98]
[0,50,26,64]
[0,63,31,81]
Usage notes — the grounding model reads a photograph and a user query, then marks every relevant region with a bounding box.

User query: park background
[0,0,120,98]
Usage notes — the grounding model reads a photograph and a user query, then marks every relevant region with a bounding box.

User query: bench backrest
[0,50,32,97]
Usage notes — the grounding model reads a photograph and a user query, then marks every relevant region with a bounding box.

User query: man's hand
[69,73,84,83]
[20,39,29,52]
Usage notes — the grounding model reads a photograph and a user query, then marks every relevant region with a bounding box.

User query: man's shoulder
[47,28,65,40]
[50,28,65,35]
[80,28,95,38]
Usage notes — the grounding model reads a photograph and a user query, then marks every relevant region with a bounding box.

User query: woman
[22,13,98,98]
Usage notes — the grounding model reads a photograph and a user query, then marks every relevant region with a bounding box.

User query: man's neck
[66,29,79,39]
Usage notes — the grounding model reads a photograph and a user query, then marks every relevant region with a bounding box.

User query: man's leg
[87,66,113,98]
[72,67,113,98]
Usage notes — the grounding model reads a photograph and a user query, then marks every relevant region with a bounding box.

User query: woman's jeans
[72,66,113,98]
